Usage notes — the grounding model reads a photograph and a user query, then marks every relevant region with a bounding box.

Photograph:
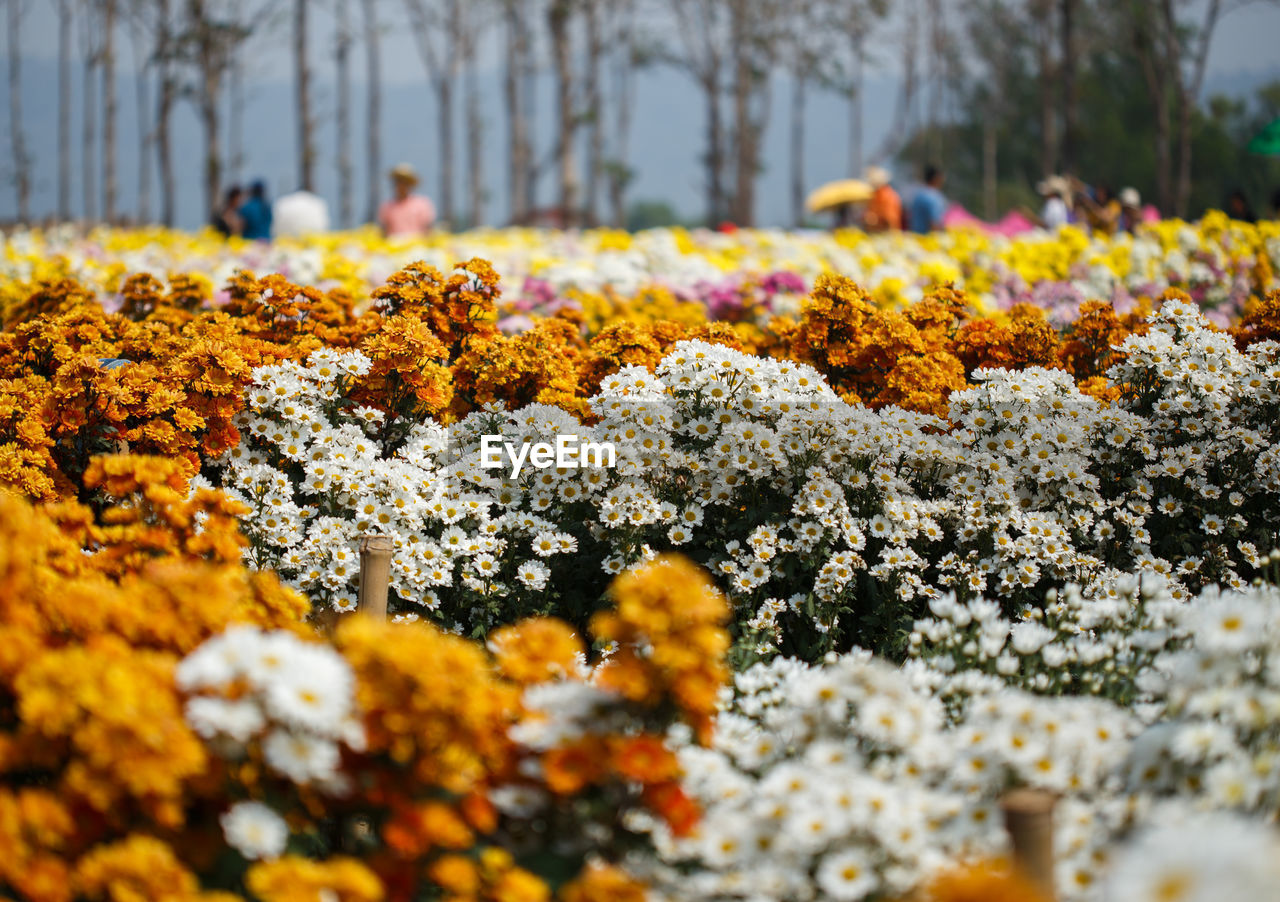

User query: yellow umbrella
[805,179,874,214]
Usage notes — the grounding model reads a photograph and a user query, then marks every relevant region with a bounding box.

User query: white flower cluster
[652,577,1280,901]
[642,651,1140,901]
[177,626,364,790]
[908,573,1186,703]
[213,301,1280,657]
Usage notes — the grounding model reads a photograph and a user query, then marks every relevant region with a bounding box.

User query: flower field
[4,220,1280,902]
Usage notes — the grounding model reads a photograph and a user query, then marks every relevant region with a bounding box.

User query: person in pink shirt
[379,163,436,238]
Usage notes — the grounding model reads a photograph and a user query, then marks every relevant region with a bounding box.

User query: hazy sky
[3,0,1279,228]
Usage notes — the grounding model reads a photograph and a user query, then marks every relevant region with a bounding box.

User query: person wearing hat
[863,166,902,232]
[379,163,436,238]
[1036,175,1071,230]
[1118,187,1143,233]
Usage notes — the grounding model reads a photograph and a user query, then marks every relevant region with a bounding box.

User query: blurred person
[212,185,245,237]
[240,181,273,240]
[379,163,436,238]
[1119,187,1144,233]
[863,166,902,232]
[273,189,331,237]
[1035,175,1072,229]
[1226,188,1256,224]
[1075,182,1121,236]
[909,164,947,234]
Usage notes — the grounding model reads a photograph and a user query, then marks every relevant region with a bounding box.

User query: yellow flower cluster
[1,477,730,902]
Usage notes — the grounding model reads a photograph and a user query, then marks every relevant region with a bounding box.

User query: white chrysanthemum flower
[221,801,288,861]
[1103,811,1280,902]
[262,729,342,784]
[815,847,878,901]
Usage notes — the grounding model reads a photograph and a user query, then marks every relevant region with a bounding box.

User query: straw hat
[1036,175,1070,197]
[390,163,420,186]
[1119,187,1141,208]
[864,166,892,188]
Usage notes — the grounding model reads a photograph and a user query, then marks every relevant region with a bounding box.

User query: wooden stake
[357,534,393,620]
[1000,788,1058,901]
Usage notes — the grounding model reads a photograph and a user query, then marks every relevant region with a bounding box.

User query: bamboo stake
[357,534,392,620]
[1000,788,1058,901]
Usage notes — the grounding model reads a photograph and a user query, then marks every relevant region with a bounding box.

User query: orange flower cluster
[781,274,969,417]
[326,557,729,896]
[592,554,730,745]
[909,859,1050,902]
[1231,287,1280,349]
[775,274,1167,416]
[2,472,729,901]
[0,485,307,902]
[0,294,284,499]
[3,259,1221,505]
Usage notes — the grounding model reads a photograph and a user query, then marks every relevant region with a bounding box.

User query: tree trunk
[295,0,314,191]
[607,2,637,229]
[848,28,864,176]
[336,0,353,227]
[227,0,245,182]
[729,0,755,227]
[82,15,97,223]
[548,0,579,227]
[706,76,724,225]
[1172,0,1221,218]
[583,0,604,226]
[156,0,175,226]
[1035,3,1056,177]
[102,0,118,223]
[58,0,73,221]
[504,2,529,224]
[130,15,152,223]
[1059,0,1077,174]
[191,0,222,219]
[465,49,483,227]
[982,107,997,221]
[436,76,455,228]
[362,0,381,223]
[790,74,805,227]
[8,0,30,223]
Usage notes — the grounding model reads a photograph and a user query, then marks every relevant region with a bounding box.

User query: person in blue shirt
[239,180,273,240]
[909,164,947,233]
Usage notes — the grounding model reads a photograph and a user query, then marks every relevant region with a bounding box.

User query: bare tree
[547,0,580,226]
[58,0,74,220]
[1115,0,1233,216]
[335,0,354,226]
[362,0,381,223]
[7,0,31,222]
[582,0,605,226]
[726,0,783,226]
[153,0,177,224]
[127,2,154,222]
[459,1,487,228]
[501,0,533,224]
[226,0,245,182]
[871,0,922,167]
[81,1,100,221]
[403,0,462,227]
[294,0,315,190]
[829,0,889,179]
[604,0,640,228]
[182,0,253,218]
[102,0,119,222]
[1059,0,1078,173]
[666,0,732,225]
[965,0,1020,219]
